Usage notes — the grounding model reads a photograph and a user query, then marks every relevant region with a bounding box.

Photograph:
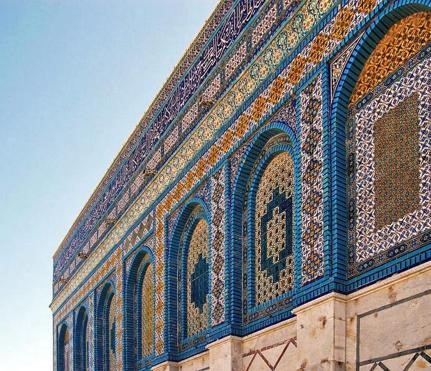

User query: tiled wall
[52,1,431,370]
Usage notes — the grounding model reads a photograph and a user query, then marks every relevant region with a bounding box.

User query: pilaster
[151,360,179,371]
[293,292,347,370]
[207,335,243,371]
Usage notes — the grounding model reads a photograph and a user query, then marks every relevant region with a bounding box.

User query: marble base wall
[152,260,431,370]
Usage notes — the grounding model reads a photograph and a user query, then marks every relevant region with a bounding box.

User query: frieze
[53,0,266,285]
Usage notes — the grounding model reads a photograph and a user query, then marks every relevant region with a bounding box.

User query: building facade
[51,1,431,370]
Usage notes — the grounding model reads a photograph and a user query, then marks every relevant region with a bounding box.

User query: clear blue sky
[0,1,217,369]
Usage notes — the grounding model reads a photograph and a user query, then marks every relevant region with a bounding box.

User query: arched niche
[331,3,431,280]
[230,122,300,327]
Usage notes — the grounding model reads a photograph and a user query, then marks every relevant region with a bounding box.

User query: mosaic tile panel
[202,74,221,104]
[193,180,211,206]
[347,49,431,276]
[122,211,154,255]
[167,205,184,242]
[374,93,420,230]
[252,3,278,47]
[83,312,90,370]
[114,265,123,369]
[66,315,73,371]
[300,76,324,283]
[225,42,247,79]
[74,298,92,371]
[57,317,72,371]
[95,277,122,370]
[350,12,431,105]
[154,209,165,354]
[52,0,265,286]
[63,327,72,371]
[49,4,431,370]
[270,97,297,131]
[330,33,362,98]
[210,167,226,325]
[255,152,294,305]
[164,126,179,155]
[52,0,264,266]
[88,294,95,371]
[108,296,116,371]
[186,219,209,337]
[181,101,199,133]
[141,264,154,357]
[54,332,58,370]
[53,248,121,338]
[230,141,250,190]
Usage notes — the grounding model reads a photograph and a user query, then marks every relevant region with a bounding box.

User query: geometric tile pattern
[270,98,297,132]
[300,76,324,283]
[65,314,73,371]
[347,51,431,275]
[50,5,396,360]
[141,264,154,357]
[53,246,123,343]
[373,93,420,230]
[155,214,165,354]
[255,152,294,305]
[58,322,72,371]
[225,42,247,80]
[83,313,90,370]
[48,6,431,371]
[122,211,154,255]
[51,0,390,311]
[63,327,71,371]
[88,295,95,371]
[210,167,226,325]
[330,33,362,99]
[252,3,278,48]
[108,296,116,370]
[230,142,249,191]
[350,12,431,105]
[186,219,209,337]
[114,264,123,369]
[51,0,395,361]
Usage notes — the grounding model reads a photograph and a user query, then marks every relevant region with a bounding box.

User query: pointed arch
[57,322,71,371]
[95,282,115,371]
[230,121,300,328]
[74,306,89,370]
[166,197,211,356]
[124,246,155,370]
[330,1,431,281]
